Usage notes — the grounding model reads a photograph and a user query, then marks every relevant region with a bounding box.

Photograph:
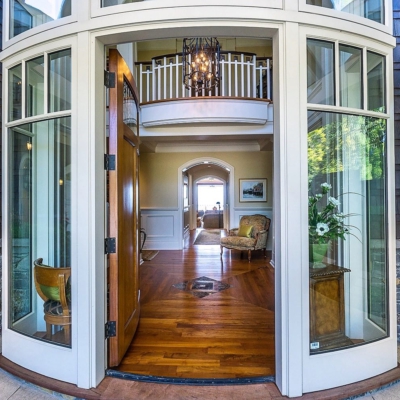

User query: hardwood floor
[114,229,275,379]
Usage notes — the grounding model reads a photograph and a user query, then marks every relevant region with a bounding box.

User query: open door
[107,49,140,367]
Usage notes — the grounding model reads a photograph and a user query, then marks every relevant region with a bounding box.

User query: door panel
[108,49,140,367]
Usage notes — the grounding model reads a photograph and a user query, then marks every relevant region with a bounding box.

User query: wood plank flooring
[115,229,275,379]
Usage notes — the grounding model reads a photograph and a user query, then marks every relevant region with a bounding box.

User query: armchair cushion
[237,224,253,238]
[221,235,256,248]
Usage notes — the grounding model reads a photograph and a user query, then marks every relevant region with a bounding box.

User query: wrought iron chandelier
[182,37,221,92]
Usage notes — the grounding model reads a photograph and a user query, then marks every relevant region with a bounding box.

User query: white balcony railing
[136,52,272,104]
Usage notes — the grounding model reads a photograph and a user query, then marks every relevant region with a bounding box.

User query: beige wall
[137,38,272,61]
[140,151,273,208]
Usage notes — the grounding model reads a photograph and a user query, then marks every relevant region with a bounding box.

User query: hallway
[113,229,275,379]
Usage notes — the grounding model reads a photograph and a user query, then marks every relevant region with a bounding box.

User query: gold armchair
[220,214,271,261]
[34,258,71,345]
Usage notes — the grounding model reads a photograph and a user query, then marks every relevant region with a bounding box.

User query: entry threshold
[106,369,275,386]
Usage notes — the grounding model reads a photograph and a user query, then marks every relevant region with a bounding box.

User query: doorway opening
[197,178,224,229]
[105,37,275,383]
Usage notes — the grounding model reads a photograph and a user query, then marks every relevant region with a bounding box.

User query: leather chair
[34,258,71,345]
[220,214,271,261]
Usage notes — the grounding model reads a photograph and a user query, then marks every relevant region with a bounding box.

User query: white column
[274,21,304,398]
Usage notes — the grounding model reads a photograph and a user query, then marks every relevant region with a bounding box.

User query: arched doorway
[178,157,235,248]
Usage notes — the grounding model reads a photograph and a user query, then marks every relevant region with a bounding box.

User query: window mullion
[21,61,26,119]
[44,52,49,115]
[334,40,340,107]
[362,47,367,110]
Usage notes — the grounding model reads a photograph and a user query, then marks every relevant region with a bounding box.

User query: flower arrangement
[309,182,351,245]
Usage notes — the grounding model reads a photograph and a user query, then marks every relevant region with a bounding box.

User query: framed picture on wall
[239,179,267,202]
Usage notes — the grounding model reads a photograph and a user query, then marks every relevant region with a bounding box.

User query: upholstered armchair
[220,214,271,262]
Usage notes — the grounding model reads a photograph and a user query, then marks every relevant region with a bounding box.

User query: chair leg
[64,325,71,345]
[248,250,251,262]
[220,246,223,257]
[263,248,266,258]
[46,323,52,339]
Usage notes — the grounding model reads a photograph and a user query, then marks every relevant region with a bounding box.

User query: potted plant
[309,182,352,267]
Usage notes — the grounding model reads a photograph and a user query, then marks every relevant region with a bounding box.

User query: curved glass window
[339,45,362,109]
[367,52,385,112]
[7,48,72,347]
[8,49,71,122]
[308,111,387,353]
[102,0,142,7]
[8,64,22,121]
[26,56,44,117]
[9,117,72,347]
[307,39,335,105]
[306,0,384,24]
[49,49,71,112]
[10,0,71,39]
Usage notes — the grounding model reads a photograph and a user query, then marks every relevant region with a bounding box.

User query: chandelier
[182,37,221,92]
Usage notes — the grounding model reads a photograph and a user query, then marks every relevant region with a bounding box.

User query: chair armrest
[255,230,269,249]
[229,228,239,236]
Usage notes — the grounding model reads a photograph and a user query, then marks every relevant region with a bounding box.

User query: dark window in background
[13,0,32,37]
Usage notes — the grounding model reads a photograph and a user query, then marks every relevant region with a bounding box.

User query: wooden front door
[107,49,140,367]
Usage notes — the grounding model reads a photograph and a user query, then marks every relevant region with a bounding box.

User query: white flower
[332,214,342,221]
[321,182,332,190]
[328,196,340,207]
[316,194,323,199]
[316,223,329,236]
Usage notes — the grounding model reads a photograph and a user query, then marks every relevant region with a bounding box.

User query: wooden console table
[309,264,352,353]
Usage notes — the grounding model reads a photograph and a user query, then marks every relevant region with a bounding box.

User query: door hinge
[105,237,116,254]
[105,321,116,339]
[104,71,115,88]
[104,154,116,171]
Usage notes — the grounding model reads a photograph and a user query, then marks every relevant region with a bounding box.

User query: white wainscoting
[141,207,273,251]
[141,208,181,250]
[232,207,273,250]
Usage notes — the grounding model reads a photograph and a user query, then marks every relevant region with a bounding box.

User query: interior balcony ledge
[140,97,272,127]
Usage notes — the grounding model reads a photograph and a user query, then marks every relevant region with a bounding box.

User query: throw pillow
[238,224,253,238]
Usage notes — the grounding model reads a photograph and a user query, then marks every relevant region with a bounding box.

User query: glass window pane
[102,0,142,7]
[339,45,362,109]
[26,56,44,117]
[367,51,385,112]
[307,39,335,105]
[9,0,71,39]
[10,132,32,322]
[9,117,72,347]
[49,49,71,113]
[8,64,22,121]
[306,0,384,24]
[308,111,387,353]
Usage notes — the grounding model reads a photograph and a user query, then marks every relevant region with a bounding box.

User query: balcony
[135,51,273,128]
